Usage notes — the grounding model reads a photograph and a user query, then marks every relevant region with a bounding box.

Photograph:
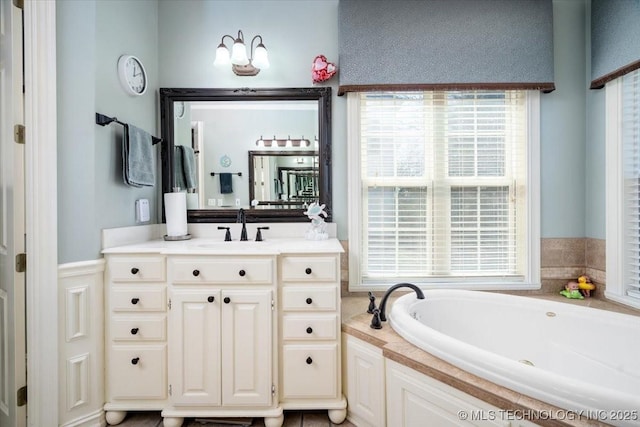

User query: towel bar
[95,112,162,145]
[210,172,242,177]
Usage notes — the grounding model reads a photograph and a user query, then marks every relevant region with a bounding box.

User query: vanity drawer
[281,343,339,399]
[111,315,166,341]
[108,344,167,400]
[280,256,337,282]
[111,285,166,312]
[282,314,337,340]
[281,286,337,311]
[169,257,273,284]
[108,255,165,282]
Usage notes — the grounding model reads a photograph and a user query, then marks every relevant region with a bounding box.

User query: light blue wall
[57,0,159,264]
[58,0,604,262]
[540,0,587,238]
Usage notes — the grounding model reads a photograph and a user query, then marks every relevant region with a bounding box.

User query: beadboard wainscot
[100,223,345,427]
[58,259,106,427]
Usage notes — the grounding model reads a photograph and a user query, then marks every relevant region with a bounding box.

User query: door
[169,289,221,406]
[0,0,26,426]
[221,289,272,406]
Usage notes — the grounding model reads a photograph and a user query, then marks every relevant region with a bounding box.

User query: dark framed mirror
[159,87,332,223]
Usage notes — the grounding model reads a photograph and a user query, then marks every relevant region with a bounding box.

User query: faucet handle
[217,226,232,241]
[255,227,269,242]
[370,308,382,329]
[367,291,377,314]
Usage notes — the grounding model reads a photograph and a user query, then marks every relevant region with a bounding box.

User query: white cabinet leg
[163,416,184,427]
[105,411,127,425]
[264,414,284,427]
[328,407,348,424]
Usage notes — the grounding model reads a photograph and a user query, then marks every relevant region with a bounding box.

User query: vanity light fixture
[214,30,269,76]
[256,135,312,148]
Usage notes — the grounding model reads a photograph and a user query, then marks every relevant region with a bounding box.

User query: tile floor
[118,411,357,427]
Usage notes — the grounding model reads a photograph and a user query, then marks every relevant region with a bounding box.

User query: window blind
[359,91,527,283]
[623,69,640,300]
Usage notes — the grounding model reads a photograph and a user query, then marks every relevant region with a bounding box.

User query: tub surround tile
[585,238,606,271]
[541,238,585,268]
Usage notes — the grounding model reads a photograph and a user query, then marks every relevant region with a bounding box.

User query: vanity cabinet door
[221,289,273,406]
[169,289,221,407]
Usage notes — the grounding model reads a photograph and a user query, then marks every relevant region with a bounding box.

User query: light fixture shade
[214,43,230,66]
[252,43,270,69]
[231,40,249,66]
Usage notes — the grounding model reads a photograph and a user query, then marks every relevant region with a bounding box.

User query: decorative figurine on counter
[303,202,329,240]
[577,275,596,297]
[560,280,584,299]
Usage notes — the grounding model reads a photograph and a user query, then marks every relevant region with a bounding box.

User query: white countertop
[102,236,344,255]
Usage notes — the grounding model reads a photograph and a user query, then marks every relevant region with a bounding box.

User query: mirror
[160,87,332,223]
[248,151,319,208]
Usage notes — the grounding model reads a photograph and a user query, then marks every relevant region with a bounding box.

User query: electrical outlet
[208,198,216,207]
[135,199,150,223]
[235,198,241,206]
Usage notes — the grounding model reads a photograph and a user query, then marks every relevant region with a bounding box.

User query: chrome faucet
[237,208,248,241]
[370,283,425,329]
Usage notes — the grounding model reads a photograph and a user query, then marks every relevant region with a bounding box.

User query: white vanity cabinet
[103,254,168,425]
[279,254,347,423]
[162,255,281,427]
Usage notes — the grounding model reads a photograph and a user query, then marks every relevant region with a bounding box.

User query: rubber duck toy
[577,275,595,297]
[560,281,584,299]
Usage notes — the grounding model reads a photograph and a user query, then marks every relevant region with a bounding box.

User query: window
[606,68,640,309]
[348,91,540,290]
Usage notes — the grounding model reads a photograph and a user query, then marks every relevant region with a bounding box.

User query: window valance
[338,0,555,95]
[590,0,640,89]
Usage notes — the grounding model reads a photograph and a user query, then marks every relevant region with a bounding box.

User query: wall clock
[117,54,147,96]
[175,101,185,119]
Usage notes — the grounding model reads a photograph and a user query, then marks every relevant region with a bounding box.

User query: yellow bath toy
[578,275,595,297]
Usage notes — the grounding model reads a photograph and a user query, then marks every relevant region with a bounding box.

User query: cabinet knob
[131,298,140,305]
[192,269,200,277]
[224,297,231,304]
[306,327,313,334]
[131,357,140,365]
[207,296,215,303]
[305,267,312,275]
[238,269,246,277]
[306,357,313,365]
[130,328,139,335]
[306,297,313,305]
[130,267,139,275]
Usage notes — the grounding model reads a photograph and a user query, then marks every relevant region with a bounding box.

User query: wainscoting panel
[0,288,8,416]
[58,260,106,427]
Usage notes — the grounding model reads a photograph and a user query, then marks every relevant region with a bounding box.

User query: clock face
[118,55,147,96]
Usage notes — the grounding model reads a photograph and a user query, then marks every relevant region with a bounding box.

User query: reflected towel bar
[95,112,162,145]
[210,172,242,177]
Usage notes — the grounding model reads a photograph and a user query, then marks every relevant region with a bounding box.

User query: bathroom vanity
[101,233,346,427]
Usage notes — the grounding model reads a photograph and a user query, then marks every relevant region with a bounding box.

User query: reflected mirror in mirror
[160,88,332,223]
[249,151,319,209]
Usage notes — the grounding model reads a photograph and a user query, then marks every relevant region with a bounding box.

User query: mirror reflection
[160,87,332,223]
[173,100,318,209]
[248,151,319,208]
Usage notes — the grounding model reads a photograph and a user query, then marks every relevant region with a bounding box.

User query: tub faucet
[237,208,248,241]
[371,283,425,329]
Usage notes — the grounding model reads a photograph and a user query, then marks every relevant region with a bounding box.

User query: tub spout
[375,283,425,326]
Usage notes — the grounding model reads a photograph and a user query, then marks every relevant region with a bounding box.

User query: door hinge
[168,299,171,310]
[14,125,25,144]
[168,384,172,396]
[17,386,27,406]
[15,253,26,273]
[271,300,275,311]
[271,384,275,396]
[13,0,24,10]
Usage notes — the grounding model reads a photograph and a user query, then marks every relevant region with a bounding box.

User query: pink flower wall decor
[312,54,337,84]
